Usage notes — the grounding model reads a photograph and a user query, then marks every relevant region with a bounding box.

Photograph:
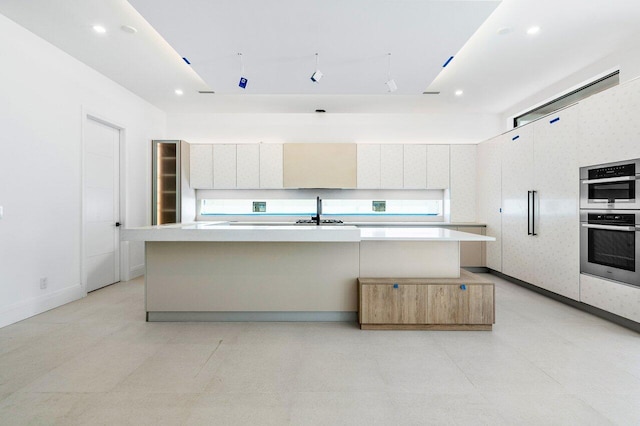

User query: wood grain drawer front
[360,283,493,325]
[428,285,493,324]
[360,284,428,324]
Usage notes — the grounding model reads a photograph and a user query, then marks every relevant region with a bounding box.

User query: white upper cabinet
[578,77,640,166]
[403,144,427,189]
[380,144,404,189]
[357,144,381,189]
[236,144,260,189]
[213,144,237,189]
[189,144,213,189]
[450,145,477,223]
[259,143,283,189]
[426,145,450,189]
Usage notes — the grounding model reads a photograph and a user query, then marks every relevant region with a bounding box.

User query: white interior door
[84,117,120,292]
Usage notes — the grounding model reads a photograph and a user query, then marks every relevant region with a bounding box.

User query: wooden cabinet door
[427,284,493,324]
[360,284,428,324]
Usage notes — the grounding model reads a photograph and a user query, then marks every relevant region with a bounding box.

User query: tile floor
[0,274,639,425]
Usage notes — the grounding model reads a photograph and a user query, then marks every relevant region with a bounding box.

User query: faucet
[311,196,322,225]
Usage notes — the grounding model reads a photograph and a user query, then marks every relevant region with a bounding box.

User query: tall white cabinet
[532,107,579,299]
[501,125,536,284]
[491,105,579,299]
[476,135,502,272]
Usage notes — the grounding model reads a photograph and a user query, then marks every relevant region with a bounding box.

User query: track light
[238,53,248,89]
[310,53,323,82]
[386,53,397,93]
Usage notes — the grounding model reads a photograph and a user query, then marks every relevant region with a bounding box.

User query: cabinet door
[427,285,493,325]
[450,145,477,223]
[501,125,536,283]
[259,144,283,189]
[360,284,428,324]
[477,136,503,271]
[426,145,450,189]
[578,77,640,167]
[380,144,403,188]
[189,144,213,189]
[403,144,427,189]
[532,106,579,299]
[357,144,381,189]
[236,144,260,189]
[458,227,485,268]
[213,144,237,189]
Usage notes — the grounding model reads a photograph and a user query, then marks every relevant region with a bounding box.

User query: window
[200,198,442,217]
[514,71,619,128]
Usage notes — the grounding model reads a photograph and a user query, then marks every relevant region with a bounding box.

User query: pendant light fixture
[238,53,248,89]
[386,53,397,93]
[310,53,323,82]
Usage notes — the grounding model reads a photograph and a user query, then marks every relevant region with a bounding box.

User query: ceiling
[1,0,640,114]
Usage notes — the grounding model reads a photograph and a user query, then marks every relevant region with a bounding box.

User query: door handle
[531,190,537,236]
[115,222,121,227]
[527,191,532,236]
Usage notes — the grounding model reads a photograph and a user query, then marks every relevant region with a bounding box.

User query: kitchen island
[122,223,494,322]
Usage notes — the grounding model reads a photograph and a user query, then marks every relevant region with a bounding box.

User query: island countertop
[122,222,495,242]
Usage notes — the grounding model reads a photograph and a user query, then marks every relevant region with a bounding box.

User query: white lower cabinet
[580,274,640,322]
[476,135,502,272]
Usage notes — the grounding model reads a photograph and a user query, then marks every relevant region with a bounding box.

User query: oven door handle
[581,176,637,184]
[581,224,637,232]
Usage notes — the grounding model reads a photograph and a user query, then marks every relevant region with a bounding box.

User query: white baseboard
[129,264,145,280]
[0,284,84,329]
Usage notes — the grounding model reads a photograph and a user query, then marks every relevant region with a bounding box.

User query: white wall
[0,14,166,328]
[500,39,640,131]
[167,112,501,144]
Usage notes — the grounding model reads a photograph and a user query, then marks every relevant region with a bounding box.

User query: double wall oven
[580,159,640,287]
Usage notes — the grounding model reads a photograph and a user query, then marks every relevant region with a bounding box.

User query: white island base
[123,225,494,322]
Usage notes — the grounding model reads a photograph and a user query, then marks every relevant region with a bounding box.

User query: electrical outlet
[40,277,47,289]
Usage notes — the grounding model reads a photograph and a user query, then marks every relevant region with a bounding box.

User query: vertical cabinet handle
[532,190,537,236]
[527,191,532,235]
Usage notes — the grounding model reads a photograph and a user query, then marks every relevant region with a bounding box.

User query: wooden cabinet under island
[358,269,494,330]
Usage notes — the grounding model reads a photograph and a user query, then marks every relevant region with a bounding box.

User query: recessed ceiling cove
[128,0,500,95]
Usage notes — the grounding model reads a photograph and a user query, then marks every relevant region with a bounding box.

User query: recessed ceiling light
[174,89,184,96]
[455,90,464,96]
[497,27,512,35]
[527,26,541,35]
[92,25,106,34]
[120,25,137,34]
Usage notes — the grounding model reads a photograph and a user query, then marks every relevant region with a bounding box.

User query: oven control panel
[588,163,635,180]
